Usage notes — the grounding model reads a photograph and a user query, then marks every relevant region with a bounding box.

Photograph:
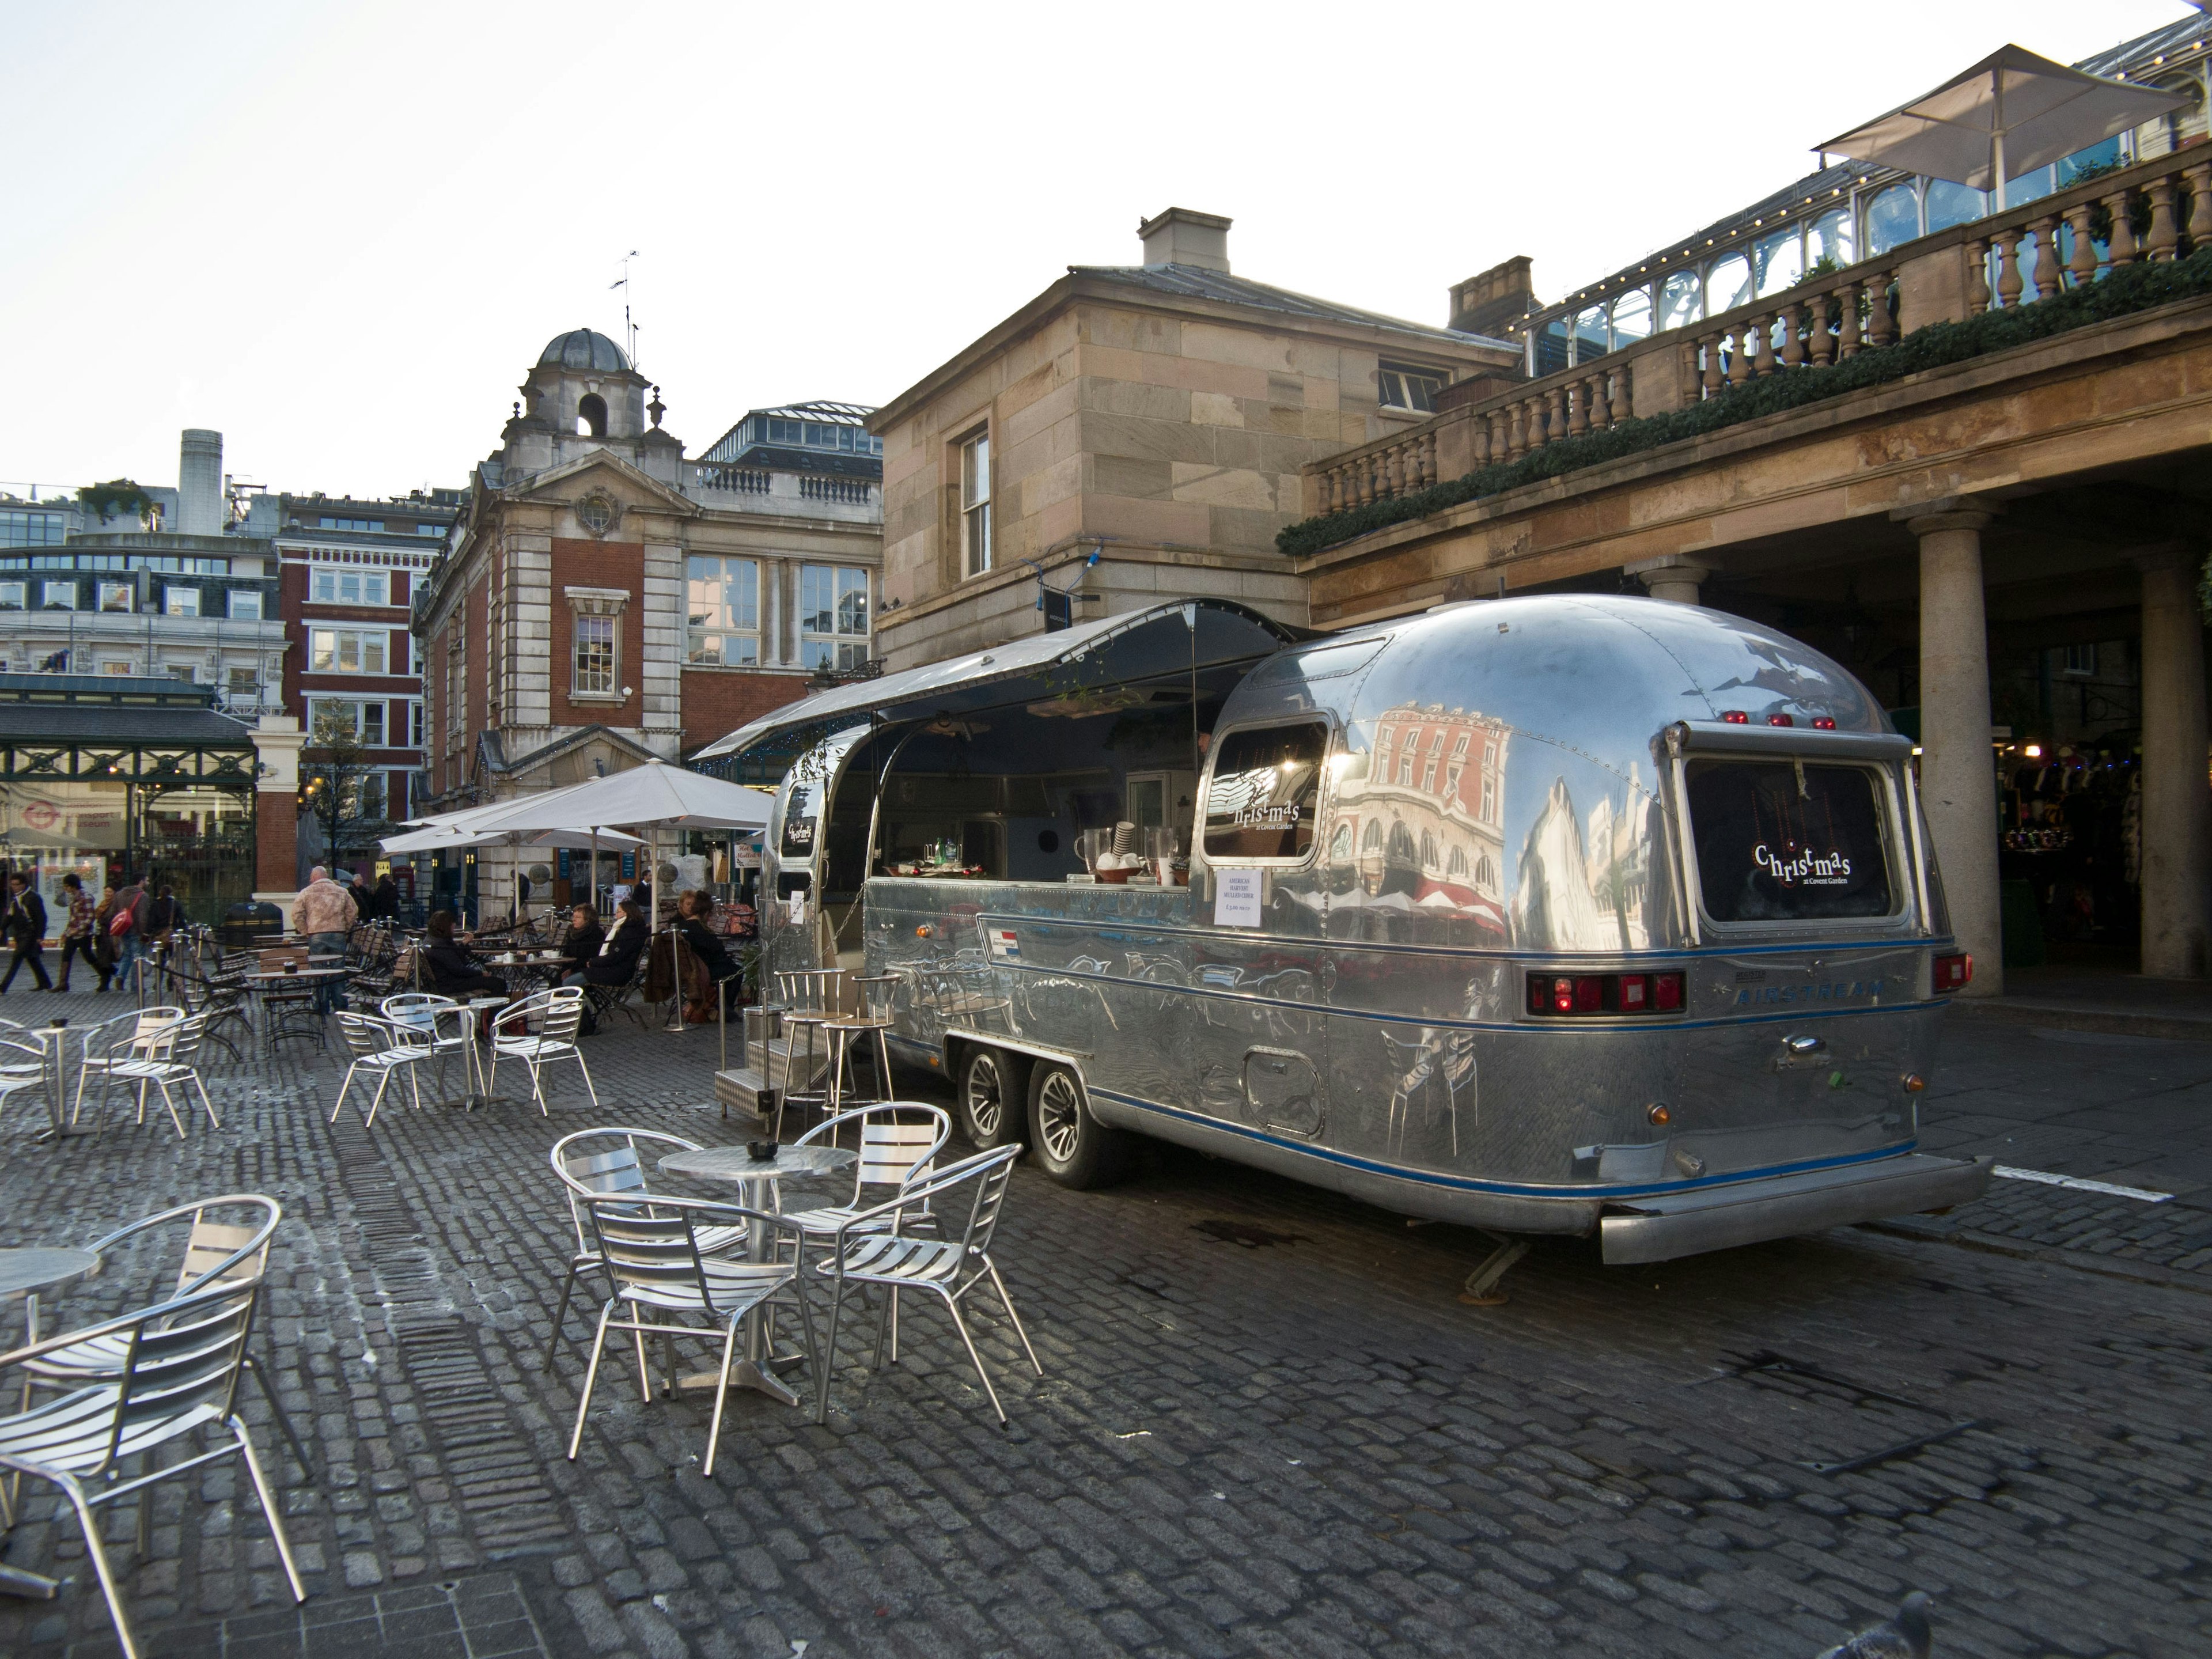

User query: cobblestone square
[0,995,2205,1658]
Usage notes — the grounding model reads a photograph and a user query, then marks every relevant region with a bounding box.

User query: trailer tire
[957,1046,1024,1150]
[1028,1062,1128,1189]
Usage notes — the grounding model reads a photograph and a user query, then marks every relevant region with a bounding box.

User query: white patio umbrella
[1816,44,2186,210]
[379,824,645,856]
[453,760,774,1039]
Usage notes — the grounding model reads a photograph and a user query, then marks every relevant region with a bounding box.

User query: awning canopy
[692,599,1305,767]
[380,823,646,856]
[1816,44,2186,207]
[434,757,774,837]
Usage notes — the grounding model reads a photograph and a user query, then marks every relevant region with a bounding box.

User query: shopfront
[0,676,262,925]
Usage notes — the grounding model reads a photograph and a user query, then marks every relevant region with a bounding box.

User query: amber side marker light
[1902,1074,1927,1093]
[1647,1103,1672,1125]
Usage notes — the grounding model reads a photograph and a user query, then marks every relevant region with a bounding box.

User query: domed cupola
[538,329,632,374]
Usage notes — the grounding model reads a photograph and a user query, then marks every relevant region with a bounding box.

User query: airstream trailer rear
[706,595,1990,1264]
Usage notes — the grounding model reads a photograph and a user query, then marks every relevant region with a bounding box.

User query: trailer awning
[692,599,1305,768]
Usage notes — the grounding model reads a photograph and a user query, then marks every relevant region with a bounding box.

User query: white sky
[0,1,2194,501]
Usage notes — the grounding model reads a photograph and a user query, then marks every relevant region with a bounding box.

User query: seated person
[555,904,604,980]
[571,898,647,990]
[422,910,507,998]
[673,890,741,1020]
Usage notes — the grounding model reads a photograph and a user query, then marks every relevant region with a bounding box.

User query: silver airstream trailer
[699,595,1991,1266]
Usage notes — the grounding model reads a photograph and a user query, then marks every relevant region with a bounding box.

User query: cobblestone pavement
[0,991,2206,1658]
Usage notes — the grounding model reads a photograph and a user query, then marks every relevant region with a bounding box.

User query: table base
[0,1560,62,1600]
[676,1361,801,1408]
[29,1124,97,1144]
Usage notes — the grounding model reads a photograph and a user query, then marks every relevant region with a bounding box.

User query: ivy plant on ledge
[75,479,157,525]
[1278,247,2212,560]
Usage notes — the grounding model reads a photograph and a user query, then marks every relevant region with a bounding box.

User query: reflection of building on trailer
[704,596,1994,1270]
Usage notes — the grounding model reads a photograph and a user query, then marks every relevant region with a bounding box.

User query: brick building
[412,329,880,915]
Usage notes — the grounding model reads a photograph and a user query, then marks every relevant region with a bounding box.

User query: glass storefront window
[1658,270,1702,331]
[2058,136,2122,186]
[0,779,254,926]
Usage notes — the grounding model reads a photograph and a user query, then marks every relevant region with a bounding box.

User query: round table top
[658,1144,855,1184]
[0,1246,100,1303]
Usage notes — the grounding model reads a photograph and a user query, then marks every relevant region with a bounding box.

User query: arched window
[1706,253,1752,316]
[1330,821,1354,861]
[1446,845,1468,878]
[1570,305,1608,365]
[577,394,609,438]
[1610,287,1653,346]
[1476,854,1496,888]
[1924,180,1986,234]
[1658,270,1702,332]
[1753,228,1802,297]
[1807,207,1854,272]
[1362,819,1384,853]
[1865,184,1921,256]
[1420,831,1438,869]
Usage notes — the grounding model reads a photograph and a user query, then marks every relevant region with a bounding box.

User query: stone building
[413,329,881,917]
[868,208,1520,670]
[1285,13,2212,990]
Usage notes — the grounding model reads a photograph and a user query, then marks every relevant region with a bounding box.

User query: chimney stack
[1138,207,1232,274]
[1449,258,1538,336]
[177,429,223,536]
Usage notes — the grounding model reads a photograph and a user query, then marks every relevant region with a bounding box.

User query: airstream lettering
[699,594,1991,1266]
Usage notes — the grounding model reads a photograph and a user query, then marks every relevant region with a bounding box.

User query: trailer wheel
[957,1047,1022,1150]
[1028,1062,1128,1188]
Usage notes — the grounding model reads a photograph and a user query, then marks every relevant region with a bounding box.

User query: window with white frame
[40,581,75,610]
[800,565,869,671]
[0,582,23,611]
[408,698,425,748]
[165,663,196,683]
[309,627,388,674]
[445,631,464,737]
[164,585,199,617]
[960,429,991,576]
[310,697,385,746]
[311,567,391,606]
[1378,363,1446,414]
[228,590,262,620]
[573,615,615,694]
[98,582,132,613]
[686,555,760,665]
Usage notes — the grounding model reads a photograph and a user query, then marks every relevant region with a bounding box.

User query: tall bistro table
[0,1245,102,1599]
[655,1144,857,1407]
[22,1022,94,1143]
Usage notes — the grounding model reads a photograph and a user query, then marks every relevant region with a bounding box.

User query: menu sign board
[1687,759,1893,922]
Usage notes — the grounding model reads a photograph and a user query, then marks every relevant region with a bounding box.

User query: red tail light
[1528,969,1687,1017]
[1933,953,1973,993]
[1767,713,1794,727]
[1720,710,1749,724]
[1812,717,1837,730]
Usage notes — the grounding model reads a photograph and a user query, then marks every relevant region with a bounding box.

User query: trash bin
[2000,878,2047,969]
[220,900,283,950]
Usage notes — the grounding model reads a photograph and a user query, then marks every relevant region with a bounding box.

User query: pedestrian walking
[54,872,100,991]
[0,873,54,993]
[108,874,149,997]
[90,882,119,993]
[291,864,355,1013]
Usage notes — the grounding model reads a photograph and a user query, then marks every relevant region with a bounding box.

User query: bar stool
[772,968,847,1139]
[819,974,899,1124]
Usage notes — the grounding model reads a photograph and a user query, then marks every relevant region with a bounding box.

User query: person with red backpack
[108,874,149,996]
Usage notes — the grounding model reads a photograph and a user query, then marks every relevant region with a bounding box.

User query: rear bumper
[1599,1152,1993,1264]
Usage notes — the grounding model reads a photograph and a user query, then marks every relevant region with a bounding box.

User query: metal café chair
[70,1007,187,1137]
[382,992,475,1104]
[771,968,847,1139]
[565,1193,817,1478]
[328,1012,435,1128]
[0,1277,309,1659]
[813,1144,1040,1425]
[88,1011,221,1138]
[819,974,900,1115]
[28,1195,313,1486]
[542,1127,750,1369]
[488,987,597,1115]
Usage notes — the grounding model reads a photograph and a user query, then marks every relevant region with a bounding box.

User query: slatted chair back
[582,1195,713,1312]
[549,1127,701,1254]
[335,1010,400,1061]
[118,1007,186,1064]
[163,1012,211,1066]
[257,946,307,971]
[102,1283,260,1472]
[858,1111,946,1190]
[177,1219,266,1294]
[933,1145,1022,1261]
[541,986,585,1044]
[382,993,462,1046]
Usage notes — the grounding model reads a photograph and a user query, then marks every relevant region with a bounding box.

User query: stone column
[2135,547,2210,978]
[249,714,306,911]
[1627,556,1713,606]
[1907,506,2002,995]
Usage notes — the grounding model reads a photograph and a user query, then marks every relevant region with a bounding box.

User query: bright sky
[0,1,2194,501]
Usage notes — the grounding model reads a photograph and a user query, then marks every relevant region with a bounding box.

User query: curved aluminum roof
[694,599,1306,765]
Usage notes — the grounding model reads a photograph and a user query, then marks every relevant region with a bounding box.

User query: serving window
[1203,722,1328,862]
[1686,757,1895,923]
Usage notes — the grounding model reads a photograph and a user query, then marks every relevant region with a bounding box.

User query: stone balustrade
[1300,146,2212,525]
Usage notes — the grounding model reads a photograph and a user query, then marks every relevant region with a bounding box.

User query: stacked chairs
[168,959,251,1060]
[0,1194,308,1658]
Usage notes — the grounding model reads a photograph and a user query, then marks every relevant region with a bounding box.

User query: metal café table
[18,1023,93,1144]
[245,967,347,1050]
[0,1245,102,1600]
[656,1143,856,1407]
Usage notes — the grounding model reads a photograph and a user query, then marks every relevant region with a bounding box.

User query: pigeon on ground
[1817,1592,1933,1659]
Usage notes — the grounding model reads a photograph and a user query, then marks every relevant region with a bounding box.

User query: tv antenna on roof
[609,249,640,367]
